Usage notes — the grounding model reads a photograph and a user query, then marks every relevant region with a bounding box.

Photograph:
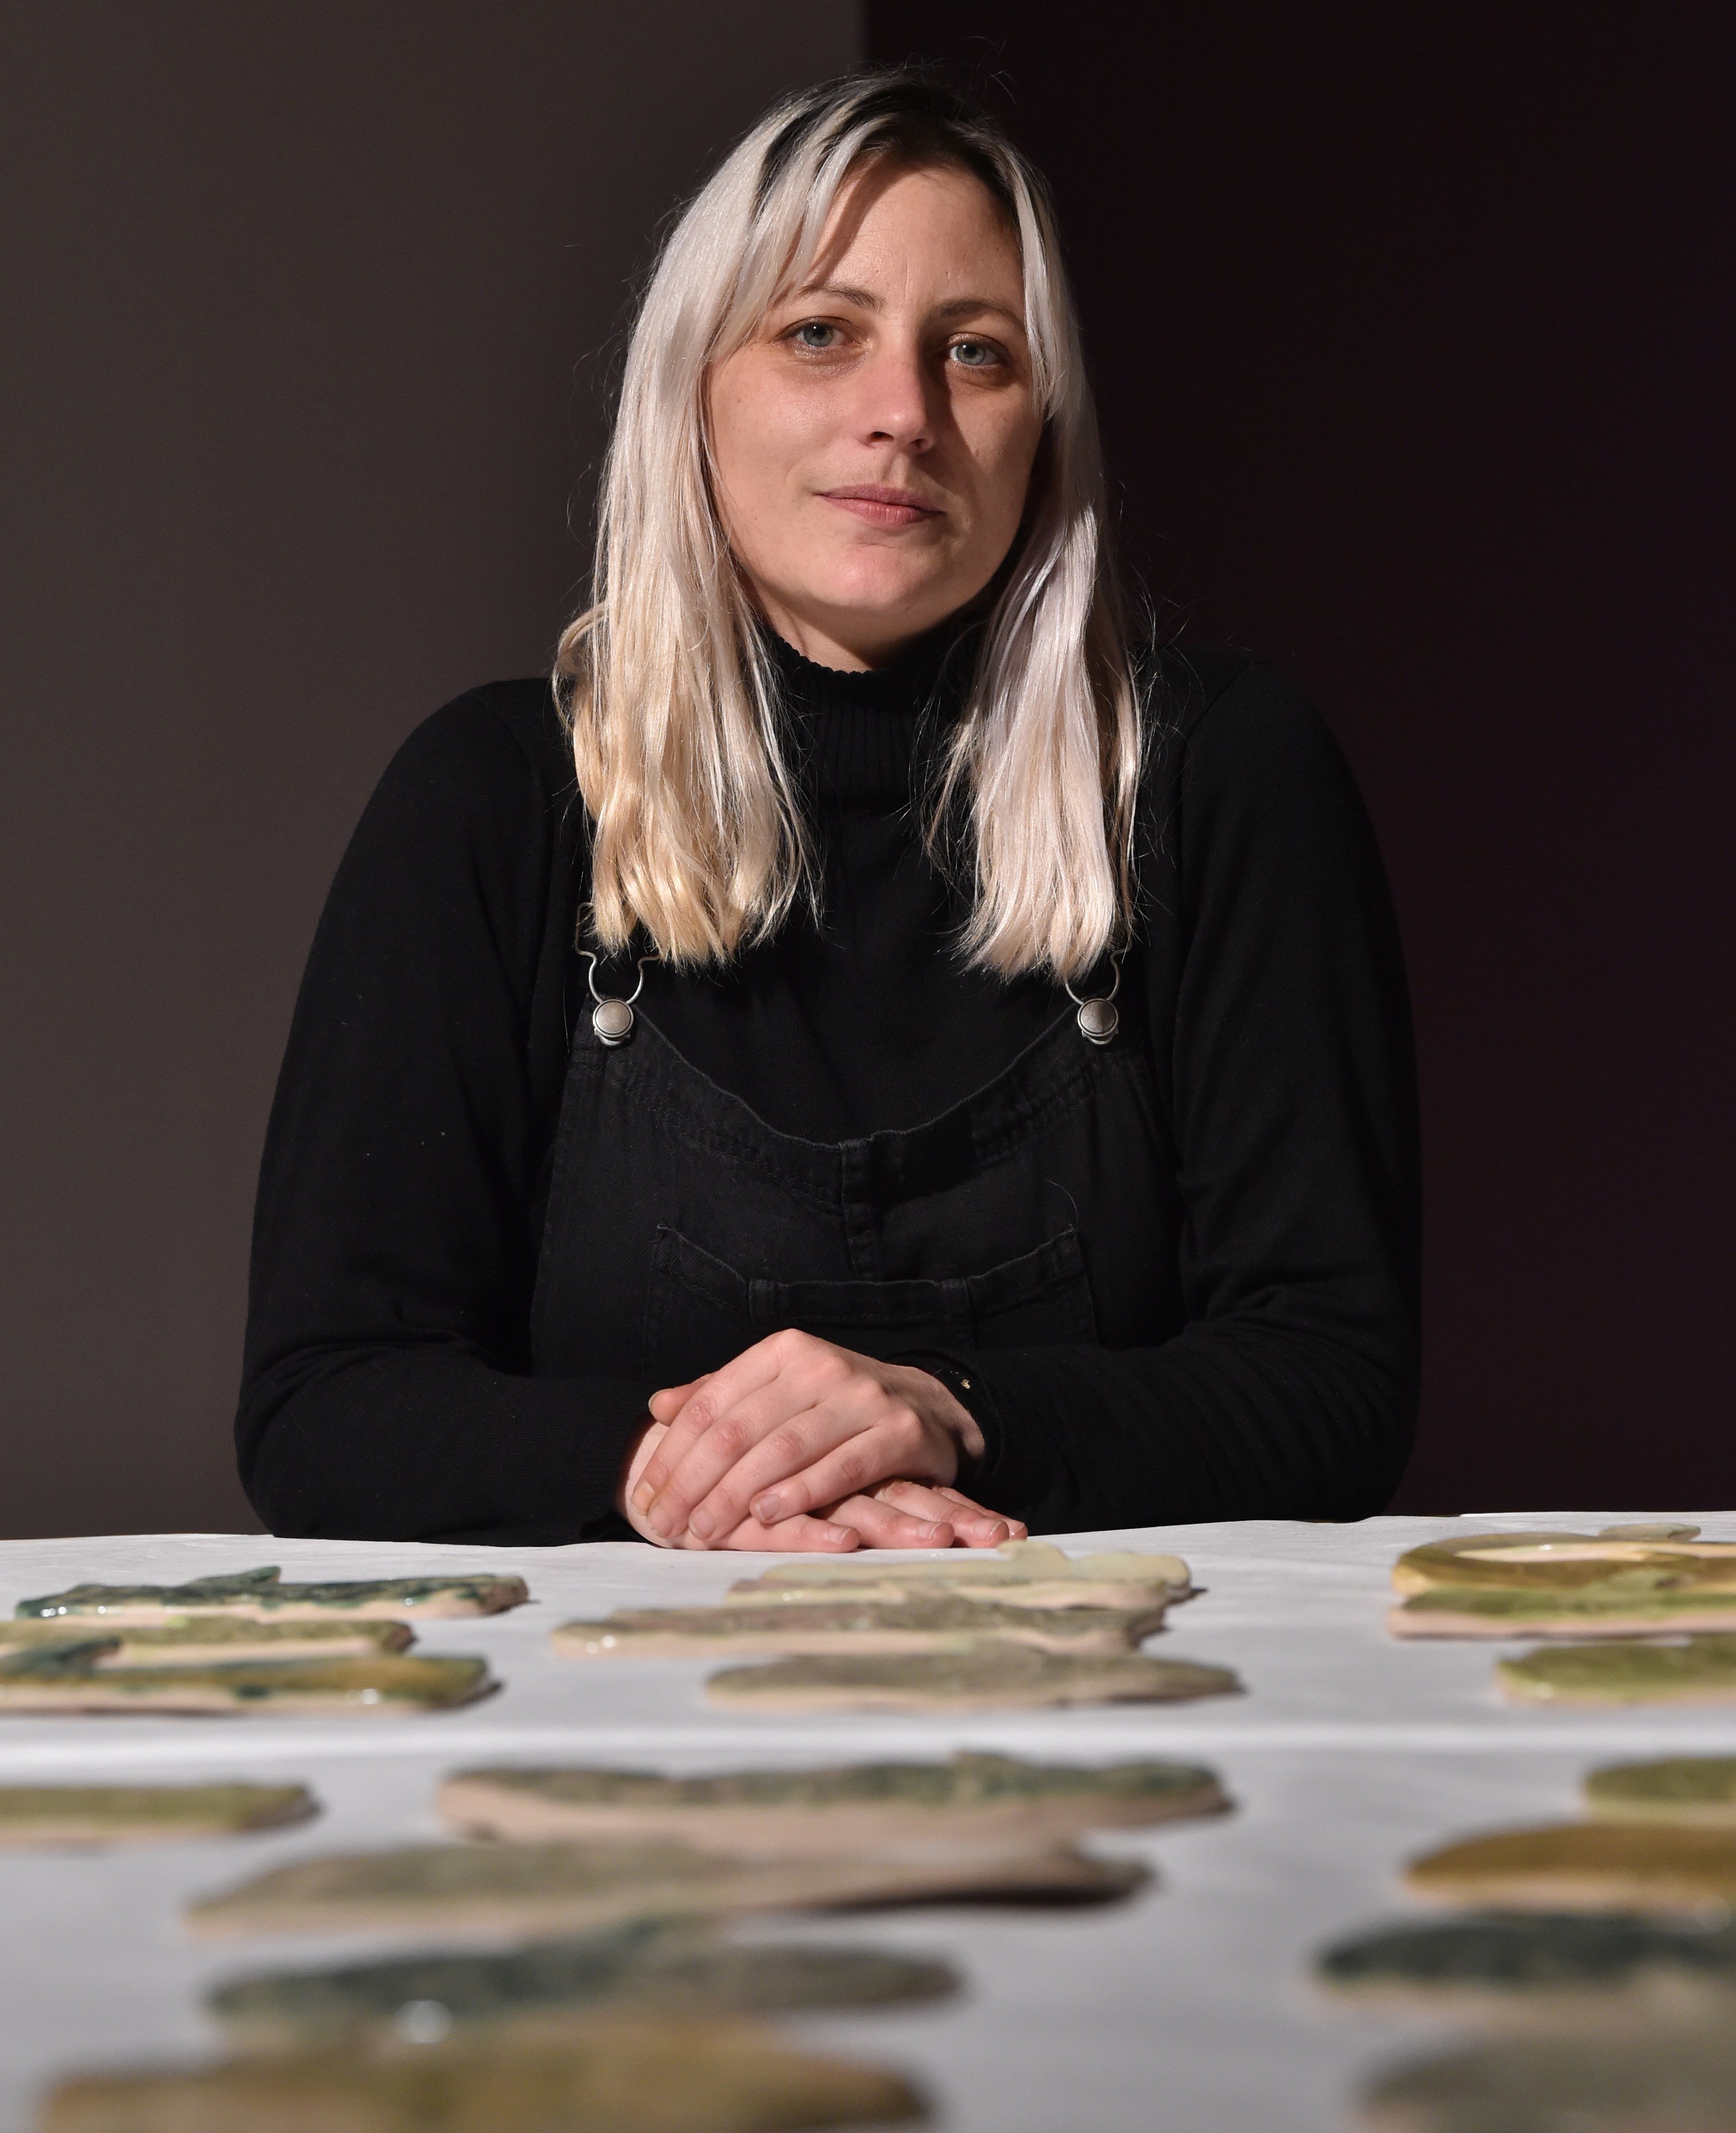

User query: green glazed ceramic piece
[728,1539,1191,1611]
[0,1616,412,1662]
[0,1642,493,1715]
[186,1836,1144,1939]
[16,1565,528,1624]
[704,1641,1241,1712]
[1317,1909,1736,2003]
[209,1918,956,2047]
[1406,1820,1736,1912]
[38,2021,925,2132]
[1587,1760,1736,1824]
[1361,2026,1736,2131]
[1498,1636,1736,1706]
[1393,1532,1735,1599]
[1597,1524,1704,1542]
[554,1592,1168,1659]
[0,1783,317,1847]
[439,1751,1229,1850]
[1391,1578,1736,1640]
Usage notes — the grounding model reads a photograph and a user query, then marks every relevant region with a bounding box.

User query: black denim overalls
[528,960,1187,1384]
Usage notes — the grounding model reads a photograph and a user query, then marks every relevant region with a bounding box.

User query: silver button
[1076,997,1118,1045]
[592,998,636,1046]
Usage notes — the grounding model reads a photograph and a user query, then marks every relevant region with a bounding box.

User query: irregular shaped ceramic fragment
[15,1566,529,1624]
[209,1919,956,2048]
[438,1751,1229,1852]
[1390,1578,1736,1640]
[553,1593,1168,1660]
[0,1616,413,1663]
[1498,1635,1736,1706]
[1360,2025,1736,2132]
[1392,1532,1735,1598]
[37,2019,924,2132]
[0,1642,493,1715]
[186,1836,1146,1939]
[1597,1524,1703,1542]
[1587,1759,1736,1825]
[727,1539,1192,1613]
[704,1643,1241,1713]
[0,1783,318,1848]
[1405,1821,1736,1912]
[1317,1909,1736,2011]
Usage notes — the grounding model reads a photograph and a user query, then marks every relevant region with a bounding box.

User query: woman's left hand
[629,1330,1018,1548]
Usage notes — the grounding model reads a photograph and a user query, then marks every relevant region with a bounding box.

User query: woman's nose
[853,345,937,452]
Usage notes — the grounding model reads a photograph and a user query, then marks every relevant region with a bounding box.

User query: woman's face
[708,160,1043,671]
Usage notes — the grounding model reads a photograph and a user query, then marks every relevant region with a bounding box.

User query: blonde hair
[556,69,1141,979]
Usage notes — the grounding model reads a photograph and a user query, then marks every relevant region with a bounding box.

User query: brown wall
[870,5,1736,1510]
[0,1,861,1538]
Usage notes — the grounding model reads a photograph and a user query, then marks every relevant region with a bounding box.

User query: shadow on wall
[869,3,1736,1513]
[0,1,863,1540]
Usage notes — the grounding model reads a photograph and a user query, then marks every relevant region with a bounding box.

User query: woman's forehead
[778,161,1024,311]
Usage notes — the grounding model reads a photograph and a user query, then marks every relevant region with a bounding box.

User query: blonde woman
[239,71,1419,1550]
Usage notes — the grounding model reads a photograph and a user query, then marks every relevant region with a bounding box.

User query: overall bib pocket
[642,1223,1099,1381]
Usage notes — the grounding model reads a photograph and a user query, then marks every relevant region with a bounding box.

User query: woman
[238,70,1419,1552]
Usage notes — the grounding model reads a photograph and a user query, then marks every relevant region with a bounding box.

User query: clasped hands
[614,1327,1024,1551]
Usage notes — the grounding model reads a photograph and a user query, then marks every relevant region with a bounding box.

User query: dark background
[869,2,1736,1513]
[3,3,1730,1535]
[0,0,858,1537]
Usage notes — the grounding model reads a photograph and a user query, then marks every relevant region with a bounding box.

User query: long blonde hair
[556,69,1141,979]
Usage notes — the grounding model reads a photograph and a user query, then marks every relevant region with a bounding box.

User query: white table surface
[1,1514,1730,2132]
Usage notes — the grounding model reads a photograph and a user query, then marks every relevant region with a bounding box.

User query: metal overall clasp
[1064,954,1123,1047]
[581,951,657,1048]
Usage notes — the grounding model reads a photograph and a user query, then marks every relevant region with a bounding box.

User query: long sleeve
[236,686,653,1544]
[954,659,1422,1529]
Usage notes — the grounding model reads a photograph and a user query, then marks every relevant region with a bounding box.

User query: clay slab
[704,1642,1241,1713]
[438,1751,1229,1853]
[1406,1820,1736,1912]
[37,2019,923,2132]
[16,1565,529,1625]
[0,1783,318,1849]
[0,1644,493,1716]
[209,1918,956,2049]
[185,1836,1147,1939]
[1499,1635,1736,1706]
[553,1593,1168,1659]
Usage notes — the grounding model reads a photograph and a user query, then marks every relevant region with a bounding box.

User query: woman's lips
[819,485,943,528]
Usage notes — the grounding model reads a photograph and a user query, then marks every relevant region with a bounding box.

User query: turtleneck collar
[764,620,975,812]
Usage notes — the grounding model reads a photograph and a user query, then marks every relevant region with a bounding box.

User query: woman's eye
[790,321,843,352]
[948,339,1002,370]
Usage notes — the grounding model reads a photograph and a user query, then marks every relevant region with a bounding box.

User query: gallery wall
[868,4,1736,1509]
[6,4,1729,1536]
[0,1,862,1537]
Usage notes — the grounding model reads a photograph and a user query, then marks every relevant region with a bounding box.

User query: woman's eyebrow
[791,283,1025,330]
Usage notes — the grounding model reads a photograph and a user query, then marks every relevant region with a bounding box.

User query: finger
[824,1492,957,1550]
[710,1509,861,1552]
[631,1338,802,1516]
[870,1478,1011,1548]
[925,1484,1032,1553]
[651,1351,879,1541]
[646,1375,708,1425]
[744,1417,936,1529]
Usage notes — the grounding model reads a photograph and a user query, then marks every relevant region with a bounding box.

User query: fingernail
[688,1506,714,1538]
[646,1506,673,1536]
[751,1493,782,1523]
[630,1483,654,1512]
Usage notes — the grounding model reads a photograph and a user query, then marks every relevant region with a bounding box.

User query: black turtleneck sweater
[238,637,1419,1542]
